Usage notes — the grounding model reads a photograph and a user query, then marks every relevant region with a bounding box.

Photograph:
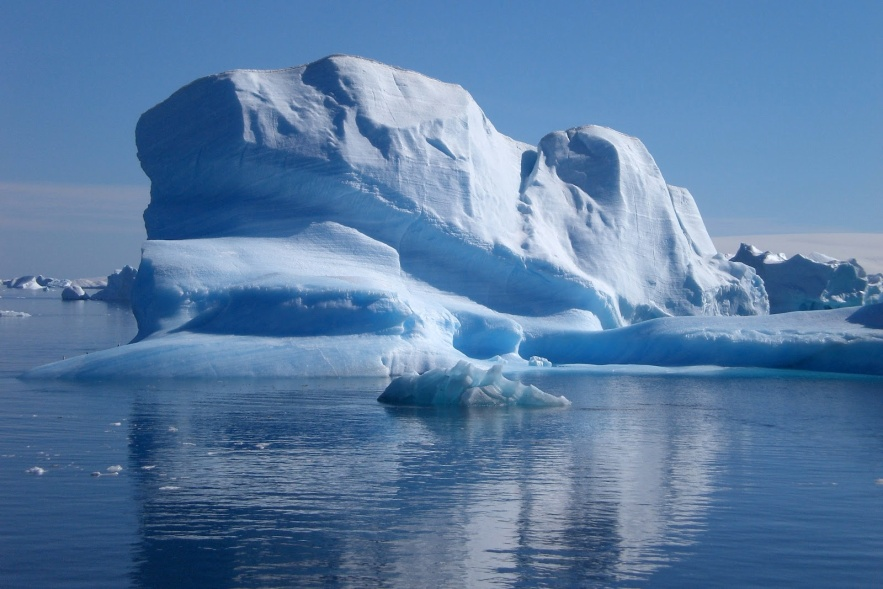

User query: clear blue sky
[1,0,880,278]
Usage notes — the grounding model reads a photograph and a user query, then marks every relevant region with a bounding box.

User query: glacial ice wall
[133,54,764,341]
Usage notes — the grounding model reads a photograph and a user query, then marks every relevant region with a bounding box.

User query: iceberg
[61,284,90,301]
[378,361,570,407]
[25,55,883,379]
[4,276,46,290]
[72,277,109,289]
[90,265,137,302]
[731,244,874,313]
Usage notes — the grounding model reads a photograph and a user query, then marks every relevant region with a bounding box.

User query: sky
[1,0,880,278]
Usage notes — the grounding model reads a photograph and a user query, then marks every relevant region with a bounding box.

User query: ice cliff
[26,55,883,378]
[134,54,764,330]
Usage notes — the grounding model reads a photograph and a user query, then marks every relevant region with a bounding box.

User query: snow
[22,55,883,379]
[379,361,570,407]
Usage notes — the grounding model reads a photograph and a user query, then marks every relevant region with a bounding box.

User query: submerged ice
[26,55,883,379]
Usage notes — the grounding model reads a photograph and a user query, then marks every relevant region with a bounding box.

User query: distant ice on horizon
[713,234,883,275]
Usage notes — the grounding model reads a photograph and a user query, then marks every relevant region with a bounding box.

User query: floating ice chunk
[378,361,570,407]
[26,466,46,475]
[106,465,123,473]
[5,276,45,290]
[528,356,553,367]
[61,285,89,301]
[1,310,31,318]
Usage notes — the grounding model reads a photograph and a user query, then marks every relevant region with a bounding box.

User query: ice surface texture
[378,361,570,407]
[135,55,764,328]
[25,55,883,378]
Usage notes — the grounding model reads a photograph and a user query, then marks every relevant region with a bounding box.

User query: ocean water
[1,290,882,588]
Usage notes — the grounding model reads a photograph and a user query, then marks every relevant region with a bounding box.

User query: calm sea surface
[1,290,882,588]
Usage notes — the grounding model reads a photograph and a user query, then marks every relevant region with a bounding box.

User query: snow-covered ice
[23,55,883,379]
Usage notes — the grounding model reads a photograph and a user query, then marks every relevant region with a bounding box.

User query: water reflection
[127,375,724,588]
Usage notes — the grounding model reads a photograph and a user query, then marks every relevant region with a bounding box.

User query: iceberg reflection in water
[117,371,879,589]
[4,291,882,588]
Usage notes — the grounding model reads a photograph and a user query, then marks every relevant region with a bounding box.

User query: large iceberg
[26,55,883,379]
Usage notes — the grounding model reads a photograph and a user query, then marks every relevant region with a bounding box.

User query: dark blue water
[2,290,882,588]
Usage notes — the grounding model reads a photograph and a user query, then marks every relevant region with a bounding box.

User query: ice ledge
[23,304,883,379]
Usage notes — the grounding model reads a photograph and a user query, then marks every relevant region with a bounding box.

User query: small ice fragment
[91,471,102,477]
[378,361,571,407]
[106,465,123,473]
[26,466,46,475]
[255,443,270,450]
[110,422,121,427]
[141,465,156,470]
[158,486,180,491]
[168,426,178,433]
[876,478,883,485]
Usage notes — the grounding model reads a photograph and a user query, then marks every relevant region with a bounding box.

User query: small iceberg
[378,361,570,407]
[61,285,90,301]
